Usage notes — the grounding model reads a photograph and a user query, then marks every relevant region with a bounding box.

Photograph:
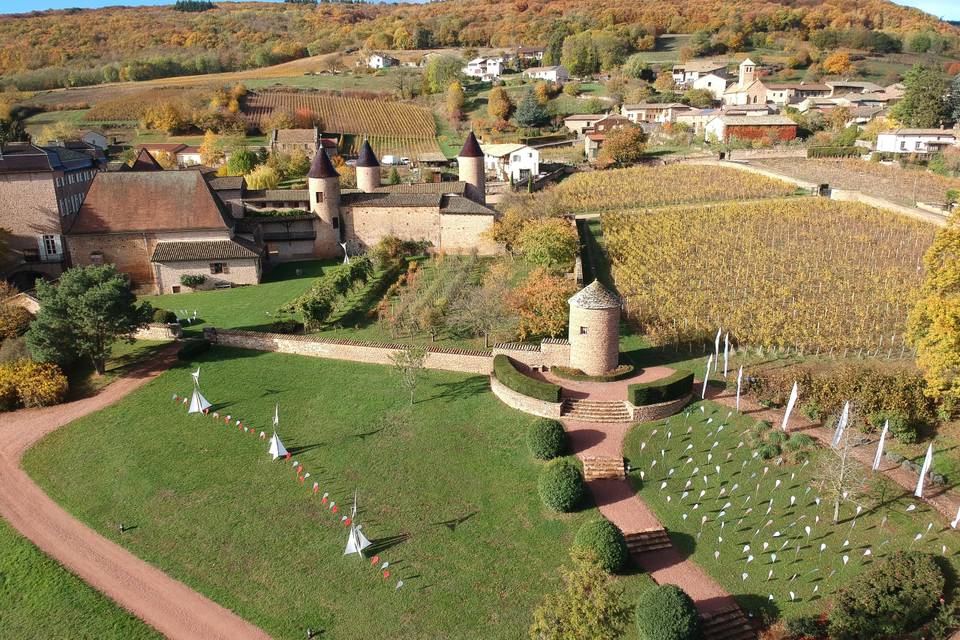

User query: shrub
[0,305,33,339]
[552,363,634,382]
[180,274,206,288]
[808,146,861,158]
[757,443,780,460]
[768,430,788,446]
[0,336,30,363]
[527,418,567,460]
[627,370,693,406]
[177,339,210,361]
[0,365,17,411]
[886,451,906,464]
[538,458,585,512]
[152,308,178,324]
[572,518,628,573]
[493,354,561,403]
[785,614,827,639]
[634,584,702,640]
[869,410,919,444]
[829,551,944,639]
[11,360,68,408]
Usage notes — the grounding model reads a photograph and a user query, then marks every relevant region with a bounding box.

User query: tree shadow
[288,443,326,456]
[426,376,489,403]
[366,533,411,555]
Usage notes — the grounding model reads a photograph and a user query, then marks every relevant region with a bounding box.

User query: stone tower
[567,280,621,376]
[738,58,756,88]
[356,140,380,193]
[307,149,342,257]
[457,131,485,205]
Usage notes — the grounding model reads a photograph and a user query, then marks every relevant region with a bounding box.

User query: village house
[481,143,540,183]
[563,114,610,137]
[367,52,399,69]
[269,128,338,158]
[523,66,569,83]
[672,60,727,86]
[621,103,687,124]
[761,82,831,106]
[583,115,631,162]
[692,72,728,101]
[80,130,110,151]
[721,103,779,116]
[674,108,719,135]
[135,143,205,168]
[722,59,761,105]
[705,115,798,143]
[876,129,959,155]
[0,142,99,289]
[825,80,883,97]
[463,57,503,81]
[516,46,545,63]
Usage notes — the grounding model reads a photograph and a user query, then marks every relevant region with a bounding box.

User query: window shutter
[223,263,230,274]
[37,237,47,260]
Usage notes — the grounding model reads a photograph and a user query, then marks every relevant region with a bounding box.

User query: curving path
[0,345,273,640]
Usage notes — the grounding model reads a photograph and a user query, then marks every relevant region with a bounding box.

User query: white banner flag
[832,402,850,448]
[872,420,888,471]
[915,444,934,498]
[702,355,713,400]
[780,382,798,431]
[735,366,743,412]
[723,333,730,377]
[714,329,722,373]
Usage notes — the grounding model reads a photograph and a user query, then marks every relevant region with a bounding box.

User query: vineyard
[83,86,211,122]
[602,198,936,353]
[552,164,797,213]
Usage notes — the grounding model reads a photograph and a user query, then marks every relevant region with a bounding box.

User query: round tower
[356,140,381,193]
[307,149,342,257]
[457,131,486,205]
[567,280,621,376]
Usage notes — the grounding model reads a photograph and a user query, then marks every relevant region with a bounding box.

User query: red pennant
[285,453,291,460]
[322,497,328,505]
[344,518,351,526]
[313,485,319,494]
[371,555,380,565]
[297,465,303,474]
[383,570,390,579]
[224,417,230,424]
[332,505,338,513]
[203,408,209,414]
[298,476,304,484]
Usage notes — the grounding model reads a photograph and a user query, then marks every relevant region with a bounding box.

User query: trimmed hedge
[493,354,561,403]
[808,146,861,159]
[152,308,178,324]
[627,370,693,406]
[552,363,635,382]
[635,584,702,640]
[538,458,585,512]
[572,518,628,573]
[177,339,210,361]
[527,418,567,460]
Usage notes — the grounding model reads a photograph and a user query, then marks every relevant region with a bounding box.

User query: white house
[482,143,540,182]
[463,57,503,81]
[672,60,727,86]
[692,73,728,101]
[621,103,687,124]
[516,46,545,62]
[524,65,569,83]
[367,53,399,69]
[876,129,959,155]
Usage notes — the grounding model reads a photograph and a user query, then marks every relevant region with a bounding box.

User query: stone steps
[581,455,625,480]
[624,528,673,554]
[562,399,632,423]
[701,605,757,640]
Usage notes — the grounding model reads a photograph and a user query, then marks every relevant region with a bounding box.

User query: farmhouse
[705,115,798,143]
[516,46,545,62]
[583,115,632,161]
[672,59,727,86]
[825,80,883,96]
[135,143,204,168]
[367,53,399,69]
[0,142,99,289]
[269,128,337,158]
[563,113,609,137]
[692,72,728,101]
[876,129,959,155]
[481,143,540,182]
[621,103,687,124]
[523,66,569,83]
[674,108,718,135]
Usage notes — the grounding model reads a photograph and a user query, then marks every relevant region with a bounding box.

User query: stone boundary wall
[726,147,808,161]
[629,393,693,423]
[207,328,494,374]
[134,323,182,341]
[682,158,818,191]
[490,376,563,419]
[492,340,571,370]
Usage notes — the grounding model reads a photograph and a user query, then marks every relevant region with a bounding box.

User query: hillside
[1,0,958,90]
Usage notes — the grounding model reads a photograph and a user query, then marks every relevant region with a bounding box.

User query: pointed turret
[457,132,485,204]
[307,148,339,179]
[307,148,341,257]
[355,140,381,193]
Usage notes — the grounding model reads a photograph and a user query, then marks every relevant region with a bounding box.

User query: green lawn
[141,260,336,337]
[622,400,960,622]
[0,520,161,639]
[67,339,170,400]
[23,346,653,639]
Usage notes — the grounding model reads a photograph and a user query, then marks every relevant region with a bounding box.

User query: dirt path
[0,346,273,640]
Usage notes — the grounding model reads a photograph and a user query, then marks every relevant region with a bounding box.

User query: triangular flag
[872,420,888,471]
[187,388,211,414]
[915,444,934,498]
[781,382,798,431]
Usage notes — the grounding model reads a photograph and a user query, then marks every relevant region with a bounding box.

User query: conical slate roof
[356,140,379,168]
[568,280,621,310]
[458,132,483,158]
[307,149,339,178]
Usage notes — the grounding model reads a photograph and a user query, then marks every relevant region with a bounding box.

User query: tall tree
[446,80,465,122]
[510,268,578,339]
[892,64,948,128]
[561,32,599,77]
[27,265,152,375]
[423,54,463,94]
[198,129,224,166]
[487,86,514,121]
[514,90,549,128]
[596,125,648,169]
[817,419,868,524]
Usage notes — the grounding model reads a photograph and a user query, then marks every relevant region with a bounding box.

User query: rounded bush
[572,518,628,573]
[635,584,702,640]
[152,308,178,324]
[527,418,567,460]
[538,458,585,513]
[785,615,826,639]
[0,305,33,339]
[11,360,68,408]
[768,430,788,446]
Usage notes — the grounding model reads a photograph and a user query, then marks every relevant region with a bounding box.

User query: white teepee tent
[268,432,288,460]
[187,368,211,414]
[344,524,372,556]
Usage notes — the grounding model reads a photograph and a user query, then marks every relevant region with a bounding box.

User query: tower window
[332,217,339,229]
[579,326,588,335]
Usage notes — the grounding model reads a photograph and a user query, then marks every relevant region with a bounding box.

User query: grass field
[622,399,960,622]
[0,520,162,639]
[23,346,654,639]
[67,339,170,400]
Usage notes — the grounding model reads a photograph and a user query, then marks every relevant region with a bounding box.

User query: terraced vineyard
[84,87,211,122]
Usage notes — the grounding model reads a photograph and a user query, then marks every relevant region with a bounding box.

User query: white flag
[723,333,730,377]
[702,355,713,399]
[735,366,743,412]
[191,367,200,385]
[872,420,888,471]
[915,444,934,498]
[273,403,280,428]
[781,382,798,431]
[832,402,850,448]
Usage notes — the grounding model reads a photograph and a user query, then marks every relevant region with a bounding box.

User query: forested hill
[0,0,957,90]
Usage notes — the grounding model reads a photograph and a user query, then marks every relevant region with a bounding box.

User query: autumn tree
[264,109,297,132]
[152,150,177,169]
[199,129,224,166]
[141,101,185,134]
[892,64,948,128]
[423,54,463,94]
[488,86,514,121]
[34,121,79,145]
[511,268,578,340]
[561,32,599,77]
[393,25,413,50]
[822,51,853,76]
[245,164,279,190]
[681,88,715,108]
[596,125,647,169]
[446,80,465,122]
[517,218,579,272]
[816,418,868,524]
[653,71,676,93]
[450,263,516,348]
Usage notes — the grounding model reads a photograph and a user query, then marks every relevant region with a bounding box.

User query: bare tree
[389,344,428,405]
[449,276,517,348]
[817,409,868,524]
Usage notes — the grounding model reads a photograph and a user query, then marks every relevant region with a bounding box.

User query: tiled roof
[458,132,483,158]
[441,195,496,215]
[376,181,468,195]
[674,60,726,73]
[564,114,605,121]
[207,176,246,191]
[719,115,796,126]
[0,142,94,174]
[128,149,163,171]
[151,240,260,262]
[307,149,338,179]
[342,192,442,208]
[246,189,310,202]
[888,129,958,136]
[568,280,620,310]
[356,140,379,167]
[273,128,319,144]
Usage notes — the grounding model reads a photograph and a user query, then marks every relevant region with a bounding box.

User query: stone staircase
[561,398,632,423]
[700,604,757,640]
[624,528,673,555]
[581,455,625,480]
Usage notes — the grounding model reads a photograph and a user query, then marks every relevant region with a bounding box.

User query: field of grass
[622,399,960,622]
[67,339,170,400]
[0,520,161,639]
[23,346,654,639]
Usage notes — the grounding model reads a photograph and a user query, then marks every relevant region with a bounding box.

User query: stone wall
[207,328,494,374]
[629,393,693,422]
[439,213,500,255]
[155,258,261,293]
[134,323,182,341]
[829,188,946,227]
[490,375,563,419]
[725,147,808,161]
[342,205,442,252]
[492,339,570,369]
[6,292,40,314]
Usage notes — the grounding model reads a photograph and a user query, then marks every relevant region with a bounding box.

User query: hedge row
[808,146,862,158]
[551,363,635,382]
[493,354,561,403]
[627,370,693,406]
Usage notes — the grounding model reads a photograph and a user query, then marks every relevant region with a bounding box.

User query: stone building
[567,280,621,376]
[269,128,337,158]
[0,142,99,289]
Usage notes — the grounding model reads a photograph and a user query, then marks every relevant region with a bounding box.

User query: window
[900,140,907,151]
[40,234,60,258]
[90,252,104,265]
[332,217,339,229]
[172,286,181,294]
[210,262,226,274]
[579,326,588,335]
[55,177,62,187]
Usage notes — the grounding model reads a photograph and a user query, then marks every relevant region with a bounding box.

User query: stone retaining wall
[134,323,182,341]
[829,188,946,227]
[490,376,563,419]
[207,328,494,374]
[492,340,571,370]
[629,393,693,422]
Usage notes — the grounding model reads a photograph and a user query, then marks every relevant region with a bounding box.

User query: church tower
[355,140,381,193]
[457,132,486,205]
[307,149,342,257]
[738,58,756,88]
